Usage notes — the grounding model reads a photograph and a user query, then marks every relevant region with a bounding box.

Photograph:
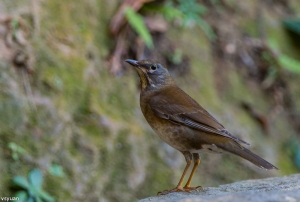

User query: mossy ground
[0,0,300,201]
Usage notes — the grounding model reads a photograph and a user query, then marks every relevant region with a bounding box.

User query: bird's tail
[219,143,278,170]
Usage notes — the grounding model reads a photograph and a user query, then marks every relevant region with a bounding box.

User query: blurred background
[0,0,300,201]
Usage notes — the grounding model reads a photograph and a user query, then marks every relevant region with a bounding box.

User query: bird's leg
[183,153,203,191]
[158,151,192,195]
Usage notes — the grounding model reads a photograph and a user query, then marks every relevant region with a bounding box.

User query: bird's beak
[125,59,152,88]
[125,59,139,67]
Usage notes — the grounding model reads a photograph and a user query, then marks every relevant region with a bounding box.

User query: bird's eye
[150,65,157,71]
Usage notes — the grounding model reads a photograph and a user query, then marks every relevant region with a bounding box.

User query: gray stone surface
[139,174,300,202]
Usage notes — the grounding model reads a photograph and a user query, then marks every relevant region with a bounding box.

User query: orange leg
[183,153,203,191]
[158,152,194,195]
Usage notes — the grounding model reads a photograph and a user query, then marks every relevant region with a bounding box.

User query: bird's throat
[136,67,152,90]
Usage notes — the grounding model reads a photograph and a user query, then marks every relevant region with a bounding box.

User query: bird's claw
[157,186,203,195]
[184,185,203,192]
[157,187,187,195]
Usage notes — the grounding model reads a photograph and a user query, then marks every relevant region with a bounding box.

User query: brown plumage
[125,59,278,195]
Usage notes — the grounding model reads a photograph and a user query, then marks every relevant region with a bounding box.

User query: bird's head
[125,59,175,90]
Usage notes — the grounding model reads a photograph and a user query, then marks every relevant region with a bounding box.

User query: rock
[139,174,300,202]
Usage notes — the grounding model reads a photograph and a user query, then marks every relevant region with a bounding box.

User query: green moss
[102,129,134,201]
[1,0,299,201]
[135,138,174,198]
[278,151,299,175]
[93,70,139,121]
[167,26,221,111]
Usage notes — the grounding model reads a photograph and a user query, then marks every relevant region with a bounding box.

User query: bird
[125,59,278,195]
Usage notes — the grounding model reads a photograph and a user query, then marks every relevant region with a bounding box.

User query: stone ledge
[139,174,300,202]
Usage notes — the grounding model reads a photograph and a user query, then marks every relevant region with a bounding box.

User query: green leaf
[178,0,207,16]
[15,191,28,202]
[279,55,300,74]
[176,0,214,40]
[283,18,300,35]
[13,176,30,189]
[29,169,43,189]
[12,153,19,161]
[179,0,207,15]
[27,197,34,202]
[143,1,214,40]
[38,190,55,202]
[8,142,17,150]
[11,19,19,39]
[155,5,183,21]
[9,142,26,160]
[196,17,216,40]
[35,196,42,202]
[49,164,65,177]
[125,7,154,49]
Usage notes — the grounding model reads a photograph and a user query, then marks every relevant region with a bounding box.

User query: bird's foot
[157,187,186,195]
[183,185,203,192]
[157,186,203,195]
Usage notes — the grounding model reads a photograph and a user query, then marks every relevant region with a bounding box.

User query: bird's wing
[149,87,249,145]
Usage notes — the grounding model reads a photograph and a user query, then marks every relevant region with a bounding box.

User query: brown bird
[125,59,278,195]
